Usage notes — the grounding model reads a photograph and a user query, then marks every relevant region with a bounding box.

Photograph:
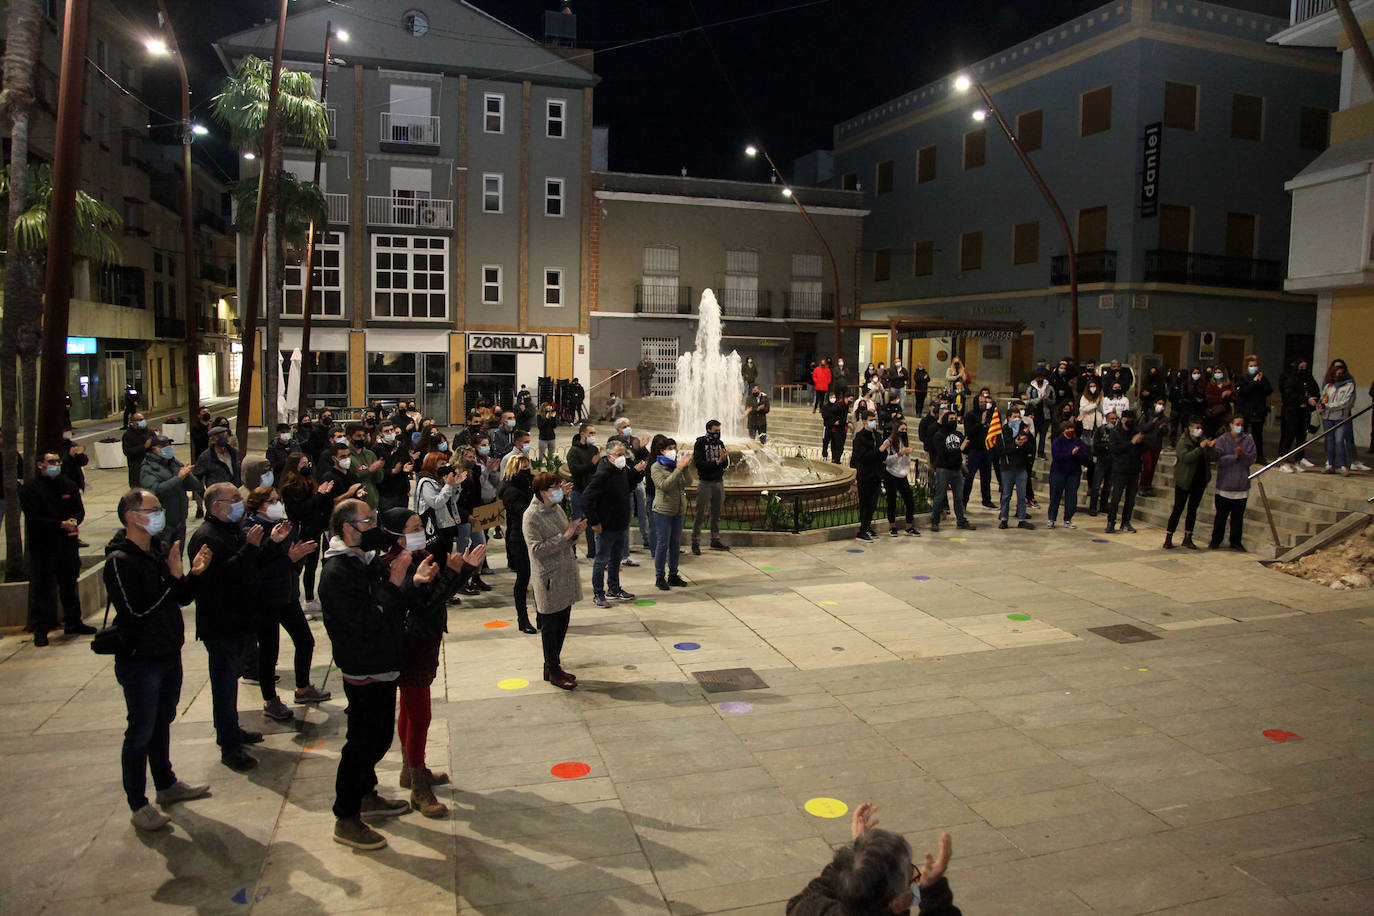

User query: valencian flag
[984,407,1002,450]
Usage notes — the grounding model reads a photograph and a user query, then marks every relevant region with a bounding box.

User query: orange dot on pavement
[484,620,509,629]
[551,762,591,779]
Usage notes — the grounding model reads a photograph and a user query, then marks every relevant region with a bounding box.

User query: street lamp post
[746,144,844,361]
[296,21,345,422]
[151,0,200,419]
[955,74,1079,362]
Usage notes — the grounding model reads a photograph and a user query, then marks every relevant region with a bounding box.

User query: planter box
[0,557,107,628]
[162,422,187,444]
[94,440,125,469]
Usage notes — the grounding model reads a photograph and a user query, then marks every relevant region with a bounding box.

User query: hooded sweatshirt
[102,531,195,659]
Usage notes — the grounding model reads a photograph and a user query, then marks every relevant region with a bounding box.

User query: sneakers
[655,577,670,591]
[709,540,730,551]
[1018,520,1035,530]
[359,791,410,821]
[981,501,996,509]
[691,543,701,556]
[855,531,876,542]
[131,804,171,832]
[221,748,258,772]
[905,527,921,537]
[608,588,636,600]
[64,622,97,636]
[334,816,387,850]
[1028,500,1040,510]
[1048,521,1057,529]
[1279,463,1296,474]
[1300,457,1316,469]
[263,698,294,722]
[1122,524,1137,533]
[1105,524,1117,534]
[890,528,900,538]
[156,780,210,806]
[1340,467,1351,477]
[295,685,332,703]
[241,674,279,687]
[929,521,940,532]
[667,574,689,587]
[1354,461,1372,472]
[1063,521,1077,529]
[998,519,1009,529]
[593,594,612,608]
[956,520,977,530]
[622,558,640,567]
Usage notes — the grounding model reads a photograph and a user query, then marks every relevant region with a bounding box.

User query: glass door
[422,352,448,424]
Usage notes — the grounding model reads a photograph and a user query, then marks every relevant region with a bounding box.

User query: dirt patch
[1273,519,1374,590]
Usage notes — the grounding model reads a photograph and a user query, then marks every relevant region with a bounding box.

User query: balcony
[366,195,452,229]
[1291,1,1334,26]
[634,283,693,315]
[783,291,834,320]
[718,288,773,318]
[326,192,348,224]
[198,264,228,285]
[154,316,185,339]
[1051,250,1117,285]
[1144,249,1282,290]
[380,112,440,150]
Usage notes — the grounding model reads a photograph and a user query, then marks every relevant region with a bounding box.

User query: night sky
[133,0,1281,182]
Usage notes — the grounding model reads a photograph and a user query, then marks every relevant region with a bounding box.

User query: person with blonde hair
[499,450,539,633]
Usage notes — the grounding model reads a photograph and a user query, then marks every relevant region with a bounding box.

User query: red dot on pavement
[1262,729,1302,742]
[551,761,590,779]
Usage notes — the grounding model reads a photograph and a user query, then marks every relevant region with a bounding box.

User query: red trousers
[1140,447,1161,488]
[397,685,431,767]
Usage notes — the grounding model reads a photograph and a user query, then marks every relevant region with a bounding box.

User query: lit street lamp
[954,72,1079,361]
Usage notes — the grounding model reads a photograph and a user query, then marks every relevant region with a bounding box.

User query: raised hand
[167,542,185,578]
[288,539,317,563]
[177,465,192,479]
[388,550,413,587]
[412,555,439,584]
[245,524,265,547]
[190,544,213,575]
[318,479,336,495]
[561,481,574,495]
[917,832,953,889]
[270,520,292,542]
[458,541,487,570]
[850,802,879,840]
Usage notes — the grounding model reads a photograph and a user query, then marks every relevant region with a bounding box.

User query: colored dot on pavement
[1092,538,1110,543]
[847,548,865,553]
[820,601,839,606]
[673,642,701,651]
[719,701,753,714]
[1263,729,1302,743]
[804,797,849,818]
[551,761,591,779]
[483,620,509,629]
[913,575,931,581]
[760,566,780,571]
[634,599,657,607]
[1138,667,1149,672]
[1007,613,1032,621]
[304,741,325,751]
[948,537,967,542]
[832,646,845,652]
[497,678,529,690]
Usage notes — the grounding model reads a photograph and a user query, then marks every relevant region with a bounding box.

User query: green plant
[532,452,564,474]
[911,477,932,513]
[759,490,814,531]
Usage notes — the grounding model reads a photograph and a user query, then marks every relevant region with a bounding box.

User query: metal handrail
[588,367,631,394]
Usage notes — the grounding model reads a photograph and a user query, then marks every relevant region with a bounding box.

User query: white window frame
[546,98,566,139]
[482,264,502,305]
[544,177,564,217]
[484,93,504,134]
[482,173,503,214]
[285,230,346,317]
[543,268,564,308]
[371,234,450,321]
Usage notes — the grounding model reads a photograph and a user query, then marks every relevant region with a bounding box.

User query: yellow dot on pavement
[820,601,839,606]
[804,797,849,819]
[948,537,967,542]
[497,678,529,690]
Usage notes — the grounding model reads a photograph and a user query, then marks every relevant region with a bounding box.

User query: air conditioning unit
[1098,294,1116,310]
[418,201,442,226]
[1131,294,1149,310]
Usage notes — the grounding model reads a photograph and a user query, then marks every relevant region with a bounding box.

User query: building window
[960,231,983,272]
[307,352,350,408]
[1159,204,1192,251]
[482,265,502,304]
[169,285,176,312]
[641,244,680,312]
[875,160,894,195]
[963,128,986,170]
[722,249,760,316]
[1231,93,1264,141]
[1016,109,1043,152]
[483,173,502,213]
[789,253,824,317]
[1078,206,1109,252]
[840,172,858,191]
[544,268,563,307]
[913,240,934,277]
[153,252,163,274]
[545,177,564,217]
[1012,221,1039,265]
[917,145,936,184]
[1163,81,1198,131]
[546,98,565,138]
[153,282,164,313]
[367,352,418,398]
[167,255,175,277]
[1080,85,1112,137]
[1300,106,1330,151]
[484,93,504,133]
[873,248,891,282]
[285,230,345,316]
[1225,212,1257,259]
[372,235,449,319]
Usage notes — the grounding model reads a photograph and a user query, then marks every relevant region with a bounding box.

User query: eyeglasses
[212,496,242,505]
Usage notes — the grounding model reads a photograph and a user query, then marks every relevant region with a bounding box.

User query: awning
[889,317,1025,341]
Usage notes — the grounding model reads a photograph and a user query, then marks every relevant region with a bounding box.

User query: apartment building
[214,0,597,423]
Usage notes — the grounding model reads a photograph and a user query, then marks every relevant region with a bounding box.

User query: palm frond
[0,165,122,263]
[211,56,327,153]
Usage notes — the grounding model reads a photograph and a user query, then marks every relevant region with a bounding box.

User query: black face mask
[351,439,366,449]
[359,526,393,552]
[943,419,957,430]
[707,430,721,440]
[299,463,313,476]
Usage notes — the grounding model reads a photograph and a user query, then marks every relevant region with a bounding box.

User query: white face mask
[867,419,878,430]
[1192,373,1201,381]
[1190,428,1203,438]
[828,397,836,403]
[621,426,632,436]
[404,531,427,551]
[612,455,627,470]
[1154,404,1164,414]
[264,501,286,521]
[1232,424,1245,435]
[584,435,596,447]
[382,433,395,444]
[662,449,677,461]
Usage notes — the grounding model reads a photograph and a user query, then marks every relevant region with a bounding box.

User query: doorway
[465,352,517,412]
[1152,332,1185,370]
[640,337,679,397]
[422,353,448,423]
[870,333,889,368]
[1010,331,1035,387]
[1218,336,1248,374]
[1078,330,1102,364]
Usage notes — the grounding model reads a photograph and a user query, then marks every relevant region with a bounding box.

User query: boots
[517,608,537,634]
[1162,532,1174,550]
[399,751,449,789]
[1181,531,1198,550]
[407,766,448,819]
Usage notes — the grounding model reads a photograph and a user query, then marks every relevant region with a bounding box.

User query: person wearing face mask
[455,438,498,582]
[140,434,202,555]
[413,452,467,568]
[614,419,654,563]
[1138,366,1166,411]
[742,355,759,387]
[1278,361,1320,472]
[378,508,484,818]
[498,453,540,633]
[911,361,929,414]
[1047,421,1090,529]
[1137,398,1169,496]
[306,410,336,466]
[567,423,602,559]
[961,394,997,511]
[812,358,832,413]
[1101,358,1134,395]
[1103,410,1147,534]
[374,422,416,514]
[194,426,243,488]
[744,385,771,444]
[1234,355,1274,463]
[1163,421,1215,549]
[121,412,154,489]
[1204,367,1235,437]
[849,409,889,542]
[266,424,297,479]
[883,422,921,537]
[281,453,337,613]
[190,406,212,463]
[583,441,645,607]
[917,399,943,456]
[188,483,279,772]
[821,391,850,463]
[1086,411,1118,516]
[523,473,586,690]
[1318,358,1357,475]
[59,425,88,492]
[489,411,519,461]
[890,358,910,410]
[649,435,693,590]
[692,419,732,553]
[1102,383,1130,422]
[321,441,368,509]
[992,407,1036,530]
[788,802,959,916]
[929,410,975,532]
[103,489,214,832]
[20,452,92,645]
[1025,370,1054,459]
[242,487,329,723]
[1209,414,1258,550]
[831,357,851,398]
[536,402,559,456]
[319,499,421,850]
[1178,366,1208,434]
[343,422,386,509]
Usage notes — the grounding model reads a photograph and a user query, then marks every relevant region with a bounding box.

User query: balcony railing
[783,291,834,320]
[380,112,440,147]
[198,264,228,285]
[718,288,773,318]
[154,316,185,339]
[326,192,348,224]
[1291,0,1334,26]
[1144,249,1282,290]
[366,195,452,229]
[1051,250,1117,285]
[634,283,693,315]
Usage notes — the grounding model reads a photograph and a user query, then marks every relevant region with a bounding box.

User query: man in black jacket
[320,498,414,850]
[691,419,731,554]
[1105,409,1147,534]
[188,482,273,772]
[104,488,213,832]
[961,394,996,510]
[1088,411,1118,515]
[566,423,601,559]
[850,410,888,542]
[373,421,415,513]
[20,452,93,645]
[890,358,910,410]
[194,426,242,488]
[320,441,367,506]
[122,413,153,489]
[993,407,1036,529]
[265,423,297,479]
[820,393,849,463]
[929,411,975,532]
[583,440,645,607]
[744,385,770,443]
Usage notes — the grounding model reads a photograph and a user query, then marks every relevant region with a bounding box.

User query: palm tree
[0,164,121,578]
[211,57,327,438]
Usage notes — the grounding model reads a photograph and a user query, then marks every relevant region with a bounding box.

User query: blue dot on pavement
[673,642,701,651]
[846,548,865,553]
[1092,538,1110,543]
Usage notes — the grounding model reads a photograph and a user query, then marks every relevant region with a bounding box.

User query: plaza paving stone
[2,442,1374,913]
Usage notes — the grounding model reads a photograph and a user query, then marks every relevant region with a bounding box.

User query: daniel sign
[467,333,545,353]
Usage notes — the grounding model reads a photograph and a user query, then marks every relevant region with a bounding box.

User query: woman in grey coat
[523,471,587,690]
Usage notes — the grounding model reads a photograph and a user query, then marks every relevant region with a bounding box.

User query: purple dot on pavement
[673,642,701,651]
[719,702,753,714]
[1092,538,1110,543]
[912,575,931,581]
[847,548,865,553]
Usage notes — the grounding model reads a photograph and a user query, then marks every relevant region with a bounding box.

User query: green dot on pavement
[634,599,656,606]
[1007,613,1032,621]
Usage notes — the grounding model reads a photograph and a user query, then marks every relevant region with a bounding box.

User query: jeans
[333,679,396,819]
[570,489,597,557]
[1048,472,1079,523]
[257,600,315,701]
[652,512,684,579]
[692,479,724,543]
[625,482,653,556]
[539,439,556,457]
[27,538,83,632]
[998,468,1028,521]
[592,527,628,596]
[1106,475,1139,527]
[115,655,182,811]
[884,474,915,526]
[203,635,250,751]
[1090,459,1111,510]
[1210,494,1248,547]
[963,450,993,506]
[930,467,967,525]
[1324,419,1349,469]
[1167,479,1206,533]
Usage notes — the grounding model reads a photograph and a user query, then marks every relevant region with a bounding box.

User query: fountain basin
[684,441,855,500]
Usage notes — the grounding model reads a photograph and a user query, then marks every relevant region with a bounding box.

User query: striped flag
[984,407,1003,450]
